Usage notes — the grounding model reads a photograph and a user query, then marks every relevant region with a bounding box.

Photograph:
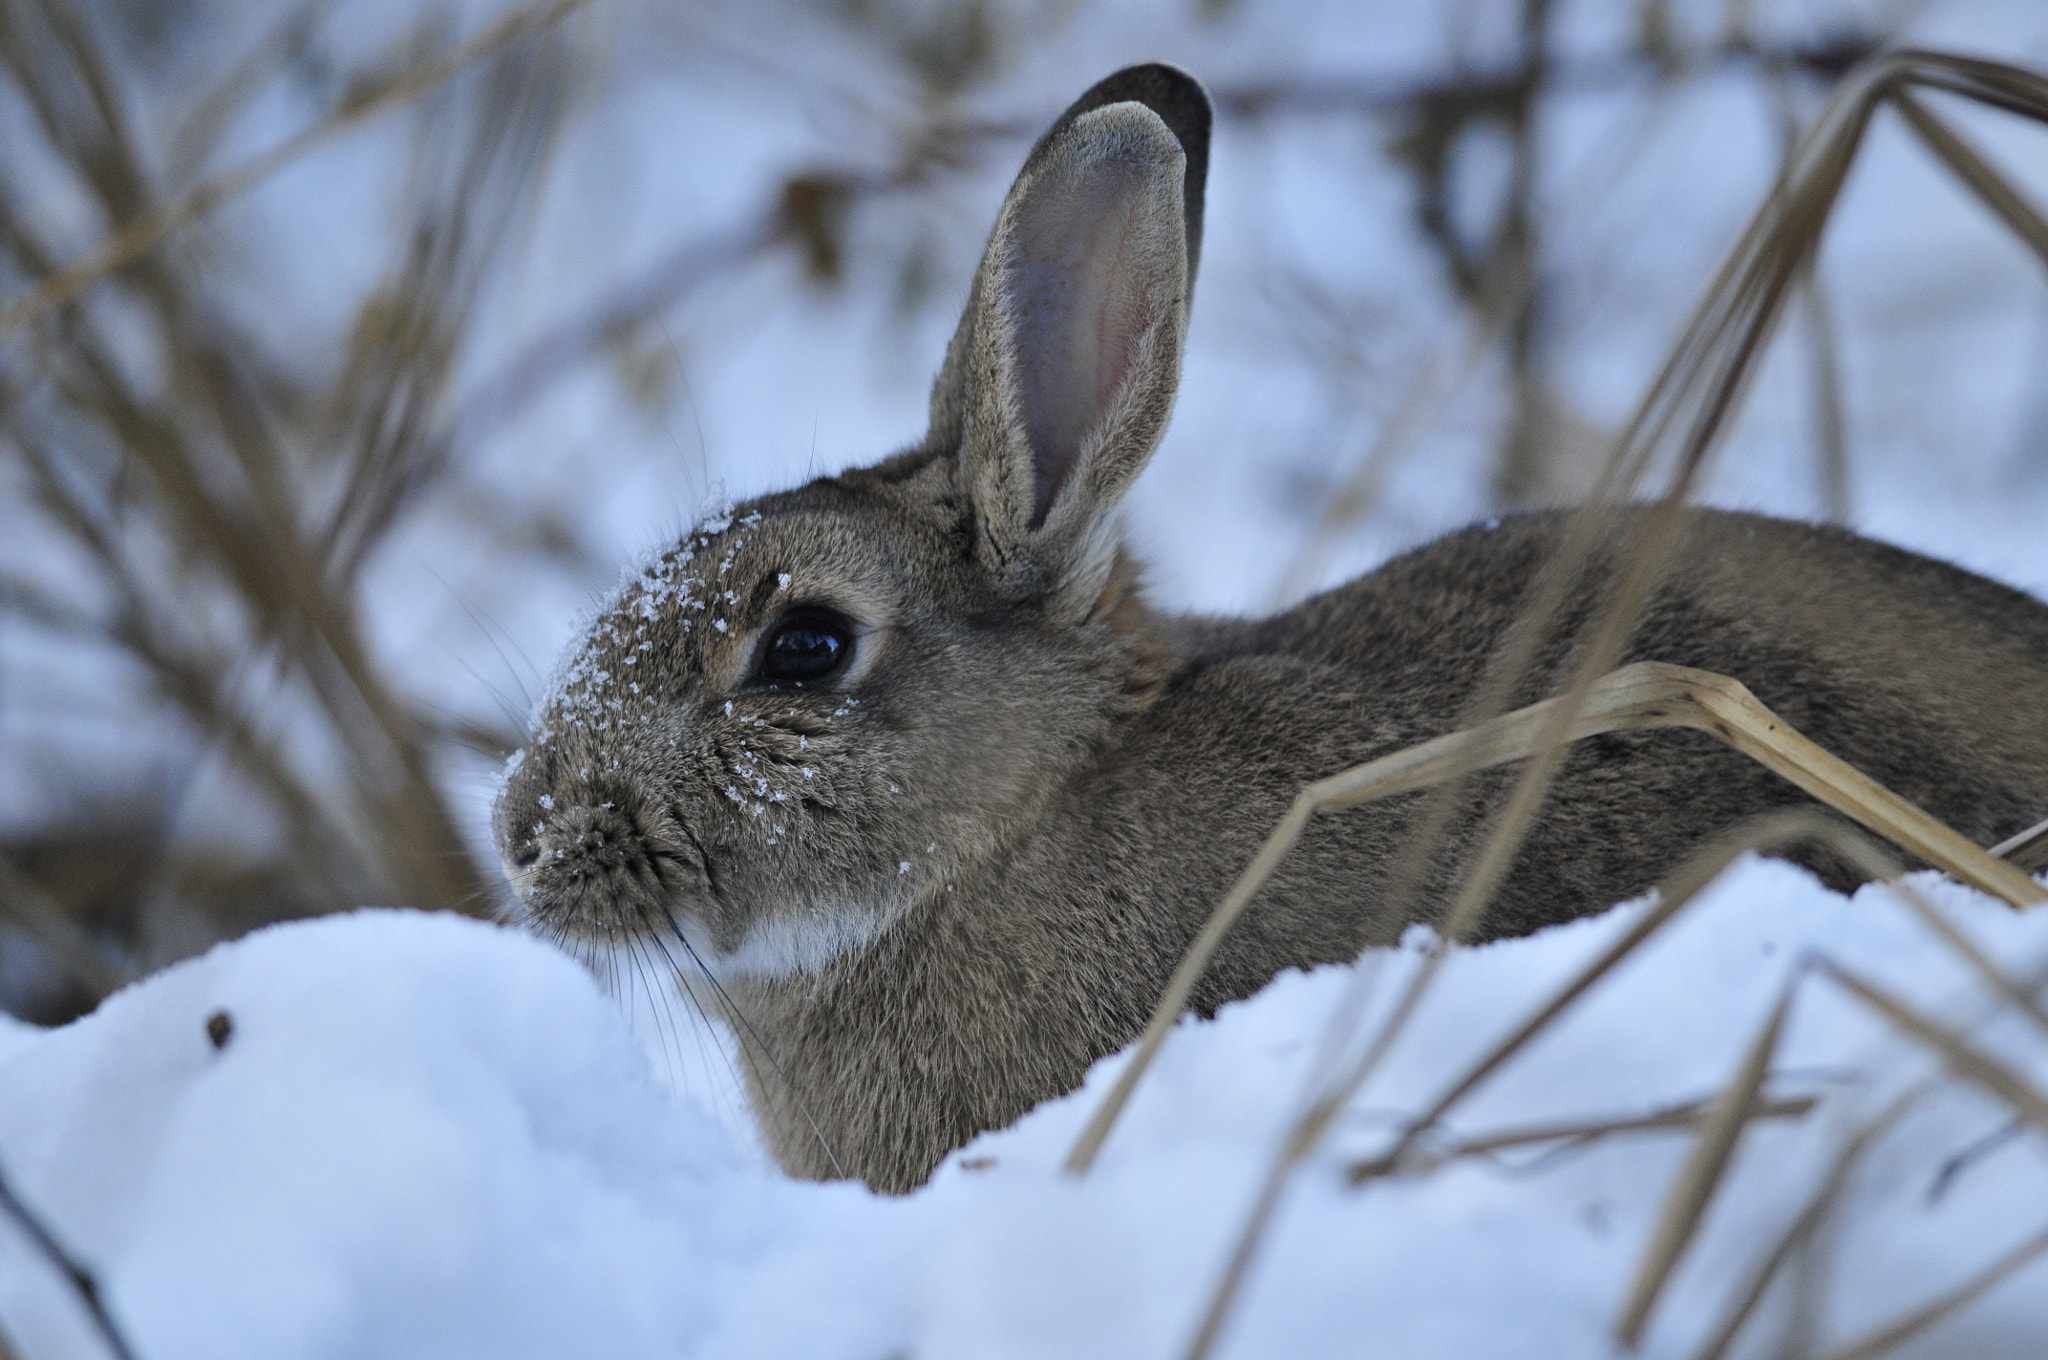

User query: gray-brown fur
[492,65,2048,1193]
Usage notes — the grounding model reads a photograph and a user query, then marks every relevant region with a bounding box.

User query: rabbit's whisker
[631,904,750,1130]
[660,905,847,1181]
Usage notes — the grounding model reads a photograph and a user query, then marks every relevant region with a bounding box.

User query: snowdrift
[3,856,2046,1358]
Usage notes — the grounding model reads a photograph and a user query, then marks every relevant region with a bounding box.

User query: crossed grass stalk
[0,0,604,1010]
[0,1156,132,1360]
[0,4,596,1352]
[0,0,596,345]
[1060,48,2048,1360]
[0,0,1064,1011]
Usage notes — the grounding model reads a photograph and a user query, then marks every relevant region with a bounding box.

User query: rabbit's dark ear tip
[1069,64,1212,153]
[1052,64,1211,292]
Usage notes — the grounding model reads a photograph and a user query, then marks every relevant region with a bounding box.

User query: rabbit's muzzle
[500,785,708,940]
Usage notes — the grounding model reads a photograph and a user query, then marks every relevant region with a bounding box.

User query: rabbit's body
[722,505,2048,1190]
[493,66,2048,1193]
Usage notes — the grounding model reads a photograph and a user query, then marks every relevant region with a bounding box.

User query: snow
[4,861,2047,1358]
[0,909,915,1360]
[8,0,2048,1354]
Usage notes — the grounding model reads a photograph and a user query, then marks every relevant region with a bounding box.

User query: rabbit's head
[492,66,1210,977]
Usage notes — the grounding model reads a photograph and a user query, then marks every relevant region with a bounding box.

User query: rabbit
[491,64,2048,1194]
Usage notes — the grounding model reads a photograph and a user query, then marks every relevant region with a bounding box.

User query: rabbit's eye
[758,608,855,685]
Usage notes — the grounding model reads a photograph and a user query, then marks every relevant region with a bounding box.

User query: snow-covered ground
[2,861,2046,1358]
[8,0,2048,1355]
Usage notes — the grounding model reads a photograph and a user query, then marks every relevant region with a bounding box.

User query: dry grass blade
[1062,793,1313,1174]
[1799,267,1851,522]
[1370,809,2048,1199]
[1348,808,1875,1185]
[0,1157,137,1360]
[1991,813,2048,872]
[1345,35,1890,1011]
[1614,978,1795,1348]
[1686,1083,1931,1360]
[1882,879,2048,1036]
[1429,53,2032,960]
[1762,61,1854,523]
[0,852,128,1000]
[1816,958,2048,1135]
[0,0,561,926]
[1812,1219,2048,1360]
[1430,46,2048,960]
[1156,44,2048,1360]
[1606,669,2043,908]
[0,0,592,344]
[1187,32,1895,1224]
[1343,720,2031,1187]
[166,0,342,182]
[1348,1095,1817,1182]
[1067,660,2041,1174]
[1890,90,2048,273]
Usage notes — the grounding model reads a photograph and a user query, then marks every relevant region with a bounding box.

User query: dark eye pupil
[762,613,851,683]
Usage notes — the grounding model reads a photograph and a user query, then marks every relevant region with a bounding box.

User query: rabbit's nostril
[511,844,540,868]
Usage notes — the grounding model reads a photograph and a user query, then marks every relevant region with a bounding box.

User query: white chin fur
[712,904,887,981]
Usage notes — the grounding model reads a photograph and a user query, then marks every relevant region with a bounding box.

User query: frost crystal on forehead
[530,503,753,738]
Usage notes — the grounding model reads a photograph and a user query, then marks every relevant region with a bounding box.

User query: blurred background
[4,0,2048,1026]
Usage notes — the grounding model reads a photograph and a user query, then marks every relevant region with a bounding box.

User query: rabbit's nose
[545,801,654,878]
[514,787,706,921]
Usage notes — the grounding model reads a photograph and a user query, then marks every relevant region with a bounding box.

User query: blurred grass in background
[3,0,2046,1024]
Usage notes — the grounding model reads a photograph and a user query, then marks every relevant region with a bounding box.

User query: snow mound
[3,860,2047,1358]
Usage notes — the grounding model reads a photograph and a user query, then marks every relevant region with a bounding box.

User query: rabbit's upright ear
[929,65,1210,608]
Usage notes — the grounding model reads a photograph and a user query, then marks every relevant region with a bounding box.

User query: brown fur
[492,66,2048,1193]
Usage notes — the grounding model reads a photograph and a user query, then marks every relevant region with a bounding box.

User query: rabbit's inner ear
[964,102,1188,569]
[1006,144,1171,526]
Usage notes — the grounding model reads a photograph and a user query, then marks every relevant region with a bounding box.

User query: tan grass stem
[0,0,593,344]
[1157,47,2048,1360]
[1625,942,2048,1347]
[1812,1219,2048,1360]
[0,853,128,1000]
[1890,90,2048,273]
[1066,663,2042,1174]
[1991,813,2048,871]
[1615,977,1795,1347]
[1686,1083,1932,1360]
[1816,958,2048,1135]
[1347,1094,1818,1182]
[1354,809,1886,1185]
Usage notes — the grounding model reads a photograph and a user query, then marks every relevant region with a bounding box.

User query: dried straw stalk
[0,0,593,344]
[1108,49,2048,1360]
